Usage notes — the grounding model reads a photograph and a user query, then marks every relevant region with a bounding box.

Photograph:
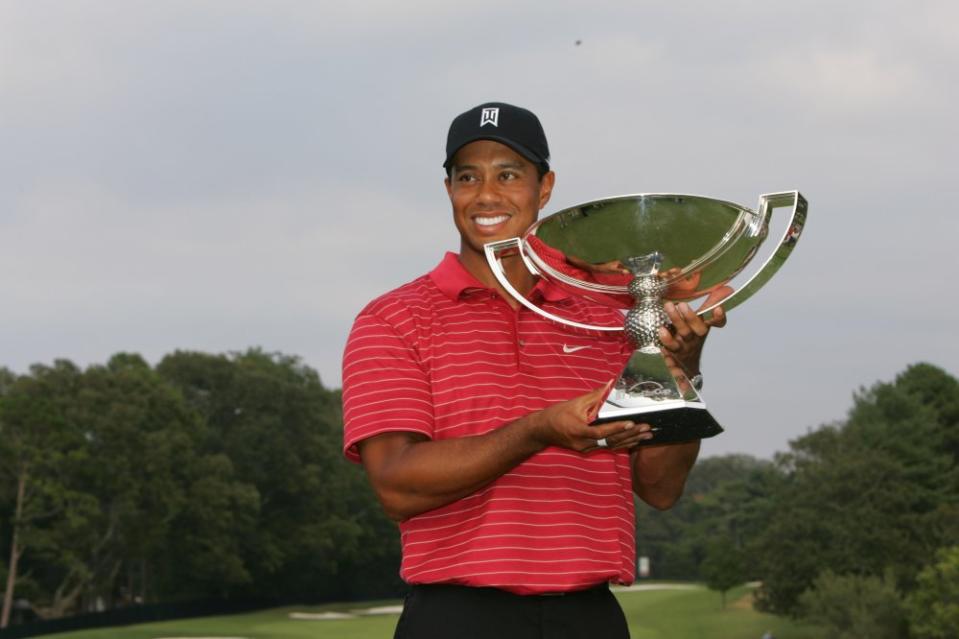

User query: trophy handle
[696,190,807,319]
[484,238,622,332]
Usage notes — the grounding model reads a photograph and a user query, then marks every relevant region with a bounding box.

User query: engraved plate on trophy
[485,191,808,445]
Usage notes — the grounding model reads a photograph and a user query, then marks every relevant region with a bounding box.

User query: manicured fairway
[618,585,816,639]
[42,585,818,639]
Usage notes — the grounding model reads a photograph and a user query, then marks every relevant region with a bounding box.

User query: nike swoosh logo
[562,344,591,354]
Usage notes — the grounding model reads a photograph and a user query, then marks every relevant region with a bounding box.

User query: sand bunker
[288,604,403,621]
[289,611,356,620]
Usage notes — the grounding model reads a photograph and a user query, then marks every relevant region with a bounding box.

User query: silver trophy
[485,191,807,445]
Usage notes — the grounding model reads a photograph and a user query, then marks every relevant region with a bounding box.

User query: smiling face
[445,140,555,270]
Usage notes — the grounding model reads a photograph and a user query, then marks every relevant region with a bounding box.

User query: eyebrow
[453,160,528,173]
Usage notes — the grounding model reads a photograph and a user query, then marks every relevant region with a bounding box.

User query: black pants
[393,583,630,639]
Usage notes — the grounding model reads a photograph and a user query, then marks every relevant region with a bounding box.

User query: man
[342,102,725,638]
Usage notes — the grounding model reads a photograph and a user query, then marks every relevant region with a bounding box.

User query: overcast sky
[2,1,956,459]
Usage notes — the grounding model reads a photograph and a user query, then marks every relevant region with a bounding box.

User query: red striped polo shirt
[342,252,636,594]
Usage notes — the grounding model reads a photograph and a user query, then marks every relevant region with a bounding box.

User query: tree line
[2,354,957,637]
[634,362,958,638]
[0,350,401,628]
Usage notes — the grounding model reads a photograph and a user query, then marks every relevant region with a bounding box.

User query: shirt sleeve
[341,311,434,463]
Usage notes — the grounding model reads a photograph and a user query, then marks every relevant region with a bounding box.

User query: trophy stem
[625,274,669,354]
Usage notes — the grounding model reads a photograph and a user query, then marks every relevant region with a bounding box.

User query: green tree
[798,570,905,639]
[1,355,261,620]
[634,454,779,581]
[905,545,959,639]
[753,364,959,615]
[700,538,749,609]
[62,354,258,608]
[157,349,399,599]
[0,362,92,626]
[156,452,259,598]
[893,363,959,460]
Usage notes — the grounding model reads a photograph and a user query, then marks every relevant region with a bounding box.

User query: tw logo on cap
[480,107,499,127]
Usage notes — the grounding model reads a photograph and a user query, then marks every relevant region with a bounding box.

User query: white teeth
[475,215,509,227]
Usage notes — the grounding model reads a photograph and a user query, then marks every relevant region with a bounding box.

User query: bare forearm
[360,415,546,521]
[631,440,700,510]
[360,384,646,522]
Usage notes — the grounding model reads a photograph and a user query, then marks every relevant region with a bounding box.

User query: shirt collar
[429,252,571,302]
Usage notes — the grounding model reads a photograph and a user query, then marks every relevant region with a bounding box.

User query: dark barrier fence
[0,597,285,639]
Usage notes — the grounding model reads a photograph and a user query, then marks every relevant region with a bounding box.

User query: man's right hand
[528,383,653,452]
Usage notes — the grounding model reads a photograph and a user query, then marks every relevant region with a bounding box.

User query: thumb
[584,379,615,421]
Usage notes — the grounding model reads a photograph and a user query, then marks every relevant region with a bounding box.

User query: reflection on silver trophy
[485,191,808,445]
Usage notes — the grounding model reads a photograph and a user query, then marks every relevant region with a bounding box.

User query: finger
[587,428,652,452]
[658,327,682,352]
[663,301,682,327]
[611,431,654,449]
[589,420,636,440]
[677,302,710,337]
[608,423,654,449]
[665,302,694,339]
[708,305,727,328]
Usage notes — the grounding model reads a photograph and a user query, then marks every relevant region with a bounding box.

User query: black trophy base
[592,406,724,446]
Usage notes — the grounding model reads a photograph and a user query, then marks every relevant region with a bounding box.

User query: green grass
[42,586,820,639]
[618,585,819,639]
[40,600,402,639]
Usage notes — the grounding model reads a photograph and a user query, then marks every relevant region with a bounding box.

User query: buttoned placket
[487,290,524,369]
[513,306,525,369]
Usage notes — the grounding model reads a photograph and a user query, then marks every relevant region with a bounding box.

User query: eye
[457,173,478,183]
[500,171,519,181]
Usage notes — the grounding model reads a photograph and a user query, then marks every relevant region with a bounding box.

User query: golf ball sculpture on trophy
[484,191,807,446]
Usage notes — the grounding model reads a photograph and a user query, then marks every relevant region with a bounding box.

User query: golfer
[342,102,725,638]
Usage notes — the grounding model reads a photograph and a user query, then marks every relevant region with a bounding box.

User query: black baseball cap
[443,102,550,172]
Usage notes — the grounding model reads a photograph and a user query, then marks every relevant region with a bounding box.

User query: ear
[444,176,453,200]
[538,171,556,209]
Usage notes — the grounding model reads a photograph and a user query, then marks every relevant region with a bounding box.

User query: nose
[476,176,502,205]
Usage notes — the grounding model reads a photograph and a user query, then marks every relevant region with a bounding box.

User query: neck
[458,244,535,308]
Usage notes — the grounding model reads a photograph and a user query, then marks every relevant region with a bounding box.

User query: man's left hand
[658,301,727,376]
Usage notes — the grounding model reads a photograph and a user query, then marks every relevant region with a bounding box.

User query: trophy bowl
[485,191,807,445]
